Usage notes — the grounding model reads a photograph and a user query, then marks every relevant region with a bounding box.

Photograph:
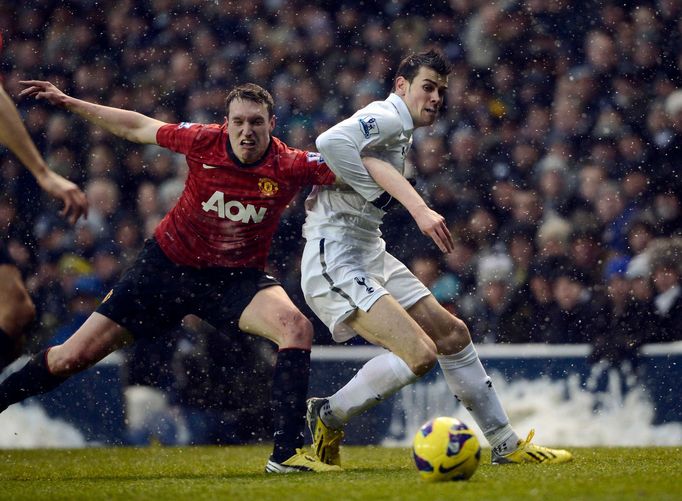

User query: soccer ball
[412,417,481,482]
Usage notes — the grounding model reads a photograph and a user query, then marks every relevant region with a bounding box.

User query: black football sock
[269,348,311,463]
[0,349,68,413]
[0,327,16,369]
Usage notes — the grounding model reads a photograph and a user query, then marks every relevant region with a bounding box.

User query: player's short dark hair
[225,83,274,118]
[394,49,452,88]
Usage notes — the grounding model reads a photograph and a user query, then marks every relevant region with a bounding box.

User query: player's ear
[269,114,276,132]
[395,76,408,96]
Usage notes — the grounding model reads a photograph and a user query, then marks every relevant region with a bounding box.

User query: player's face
[226,99,275,163]
[396,66,448,128]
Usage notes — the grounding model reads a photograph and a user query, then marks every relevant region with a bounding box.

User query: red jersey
[154,122,335,269]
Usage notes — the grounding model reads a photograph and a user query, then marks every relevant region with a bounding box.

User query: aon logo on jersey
[202,191,267,223]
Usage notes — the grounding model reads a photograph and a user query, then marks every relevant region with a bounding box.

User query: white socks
[322,352,418,429]
[320,343,519,455]
[437,342,518,453]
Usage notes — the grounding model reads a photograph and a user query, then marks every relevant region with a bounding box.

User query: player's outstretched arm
[0,85,87,224]
[362,156,454,253]
[19,80,165,145]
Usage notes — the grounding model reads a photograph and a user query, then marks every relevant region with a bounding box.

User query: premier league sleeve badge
[358,116,380,139]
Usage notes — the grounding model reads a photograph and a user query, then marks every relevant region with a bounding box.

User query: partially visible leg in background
[0,312,133,412]
[0,264,36,369]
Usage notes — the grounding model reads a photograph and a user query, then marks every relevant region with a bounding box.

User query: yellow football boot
[306,397,344,466]
[492,429,573,464]
[265,448,343,473]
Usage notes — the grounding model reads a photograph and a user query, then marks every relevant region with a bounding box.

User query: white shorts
[301,237,431,342]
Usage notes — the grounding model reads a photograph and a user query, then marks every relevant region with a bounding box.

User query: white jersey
[303,93,414,245]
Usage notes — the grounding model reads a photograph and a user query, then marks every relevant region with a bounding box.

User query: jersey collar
[226,135,273,168]
[386,93,414,133]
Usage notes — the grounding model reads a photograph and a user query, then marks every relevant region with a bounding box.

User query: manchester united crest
[258,177,279,196]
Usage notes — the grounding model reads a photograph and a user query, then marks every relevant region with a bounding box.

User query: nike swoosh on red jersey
[203,164,219,169]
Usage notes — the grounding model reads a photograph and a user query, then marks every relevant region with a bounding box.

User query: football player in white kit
[302,50,572,466]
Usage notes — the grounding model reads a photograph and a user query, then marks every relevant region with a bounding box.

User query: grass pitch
[0,445,679,501]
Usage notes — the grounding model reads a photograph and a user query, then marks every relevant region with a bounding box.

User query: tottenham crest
[258,177,279,196]
[358,116,380,139]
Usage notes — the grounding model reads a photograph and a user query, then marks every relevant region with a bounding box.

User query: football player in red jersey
[1,80,340,472]
[0,34,88,371]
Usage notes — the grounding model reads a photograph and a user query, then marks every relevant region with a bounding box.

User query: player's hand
[18,80,69,107]
[412,205,454,254]
[35,170,88,224]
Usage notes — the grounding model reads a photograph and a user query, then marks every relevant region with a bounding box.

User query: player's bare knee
[278,311,313,349]
[450,316,471,341]
[436,315,472,354]
[48,346,91,377]
[407,347,437,377]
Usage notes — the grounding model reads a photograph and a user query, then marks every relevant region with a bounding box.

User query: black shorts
[96,239,280,338]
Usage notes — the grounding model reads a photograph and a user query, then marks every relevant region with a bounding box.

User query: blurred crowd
[1,0,681,436]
